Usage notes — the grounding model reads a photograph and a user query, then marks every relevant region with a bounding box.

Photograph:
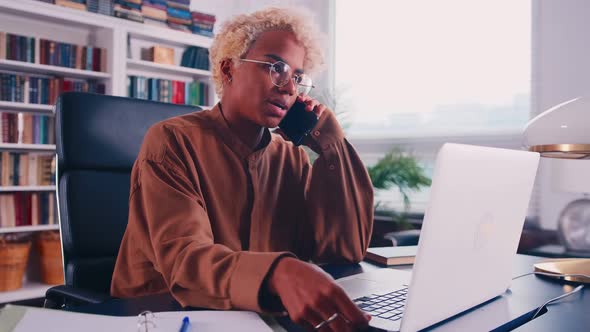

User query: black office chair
[45,92,201,308]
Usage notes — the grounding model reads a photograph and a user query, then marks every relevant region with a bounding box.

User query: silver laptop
[337,143,540,331]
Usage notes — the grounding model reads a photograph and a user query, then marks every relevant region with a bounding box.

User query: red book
[1,113,9,143]
[25,193,32,226]
[81,46,87,71]
[62,79,73,93]
[177,81,185,104]
[8,113,17,143]
[14,193,22,226]
[172,81,179,104]
[18,193,31,226]
[40,39,47,65]
[92,47,100,72]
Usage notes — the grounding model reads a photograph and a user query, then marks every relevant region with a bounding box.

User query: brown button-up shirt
[111,104,373,312]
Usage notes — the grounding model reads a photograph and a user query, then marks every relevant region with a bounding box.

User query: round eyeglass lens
[270,61,291,86]
[297,75,313,95]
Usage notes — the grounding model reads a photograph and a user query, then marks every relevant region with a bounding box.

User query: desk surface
[71,254,588,332]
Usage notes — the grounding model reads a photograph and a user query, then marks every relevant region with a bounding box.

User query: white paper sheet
[0,305,272,332]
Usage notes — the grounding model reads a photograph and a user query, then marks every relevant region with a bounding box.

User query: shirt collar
[210,103,272,162]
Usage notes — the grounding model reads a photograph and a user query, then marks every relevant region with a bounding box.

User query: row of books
[115,0,201,34]
[0,71,106,105]
[0,33,35,63]
[180,46,209,71]
[128,76,210,106]
[37,0,216,37]
[1,113,55,145]
[0,152,55,187]
[87,0,114,16]
[190,9,216,37]
[0,192,57,228]
[0,32,107,72]
[43,0,113,15]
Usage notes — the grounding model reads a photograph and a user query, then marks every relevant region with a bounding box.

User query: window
[335,0,531,138]
[335,1,531,213]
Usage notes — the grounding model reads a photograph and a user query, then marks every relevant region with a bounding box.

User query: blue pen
[179,316,191,332]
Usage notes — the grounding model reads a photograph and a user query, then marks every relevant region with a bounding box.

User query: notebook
[0,305,273,332]
[364,245,417,266]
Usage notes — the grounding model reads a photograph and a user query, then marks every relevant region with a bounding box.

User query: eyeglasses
[240,58,315,95]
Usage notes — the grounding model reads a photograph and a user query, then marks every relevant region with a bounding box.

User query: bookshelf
[126,59,211,79]
[0,186,56,193]
[0,224,59,234]
[127,25,213,49]
[0,101,54,115]
[0,59,111,80]
[0,143,56,152]
[0,0,217,303]
[0,0,216,101]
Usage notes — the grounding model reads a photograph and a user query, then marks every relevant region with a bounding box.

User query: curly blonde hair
[209,6,325,97]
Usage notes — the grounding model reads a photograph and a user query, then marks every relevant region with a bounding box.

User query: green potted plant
[367,149,432,230]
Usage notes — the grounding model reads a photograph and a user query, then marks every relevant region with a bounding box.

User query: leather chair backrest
[56,92,200,294]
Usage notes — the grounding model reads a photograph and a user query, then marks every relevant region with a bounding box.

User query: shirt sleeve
[298,110,374,263]
[130,132,292,312]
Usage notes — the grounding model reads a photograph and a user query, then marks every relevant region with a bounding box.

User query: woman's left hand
[297,94,327,119]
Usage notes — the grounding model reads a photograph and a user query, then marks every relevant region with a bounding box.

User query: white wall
[189,0,333,89]
[533,0,590,230]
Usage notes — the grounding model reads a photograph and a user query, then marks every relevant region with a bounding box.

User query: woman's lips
[267,101,287,117]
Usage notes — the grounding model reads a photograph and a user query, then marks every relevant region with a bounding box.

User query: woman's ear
[220,59,233,84]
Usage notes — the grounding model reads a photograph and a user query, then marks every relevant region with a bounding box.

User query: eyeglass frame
[239,58,315,94]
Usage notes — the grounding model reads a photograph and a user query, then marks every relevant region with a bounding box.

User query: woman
[111,7,373,331]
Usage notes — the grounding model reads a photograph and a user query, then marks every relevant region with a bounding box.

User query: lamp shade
[523,96,590,159]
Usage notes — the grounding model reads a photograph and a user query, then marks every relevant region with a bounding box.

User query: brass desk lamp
[523,96,590,283]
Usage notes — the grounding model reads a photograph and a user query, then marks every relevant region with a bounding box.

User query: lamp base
[534,258,590,284]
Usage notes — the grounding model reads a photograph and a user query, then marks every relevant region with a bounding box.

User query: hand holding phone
[278,100,319,146]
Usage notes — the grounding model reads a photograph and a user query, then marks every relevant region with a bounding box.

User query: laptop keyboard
[353,287,408,322]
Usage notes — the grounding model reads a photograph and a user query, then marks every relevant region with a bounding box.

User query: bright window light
[335,0,531,138]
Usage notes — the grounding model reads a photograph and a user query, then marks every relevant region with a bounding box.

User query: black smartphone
[278,100,319,146]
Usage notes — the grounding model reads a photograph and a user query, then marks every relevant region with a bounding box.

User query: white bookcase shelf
[0,0,122,29]
[127,27,213,49]
[0,59,111,80]
[0,224,59,234]
[126,59,211,79]
[0,186,56,192]
[0,281,53,304]
[0,101,54,114]
[0,143,56,152]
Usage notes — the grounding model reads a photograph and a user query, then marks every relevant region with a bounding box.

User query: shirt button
[313,130,320,137]
[328,164,336,170]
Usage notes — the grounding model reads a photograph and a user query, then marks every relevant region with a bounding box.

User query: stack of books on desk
[364,245,417,266]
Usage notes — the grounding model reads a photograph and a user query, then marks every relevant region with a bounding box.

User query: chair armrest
[44,285,113,309]
[384,229,421,246]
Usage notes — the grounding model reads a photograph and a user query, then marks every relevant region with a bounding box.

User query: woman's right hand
[267,257,371,331]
